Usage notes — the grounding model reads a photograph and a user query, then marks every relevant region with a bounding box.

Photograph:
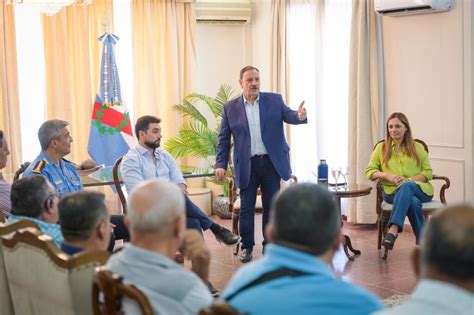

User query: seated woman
[365,112,433,251]
[0,130,12,215]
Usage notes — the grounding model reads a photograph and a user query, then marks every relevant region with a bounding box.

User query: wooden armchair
[113,157,127,215]
[1,228,109,315]
[228,169,298,255]
[92,267,153,315]
[0,220,40,315]
[0,209,8,223]
[13,161,31,182]
[374,139,450,259]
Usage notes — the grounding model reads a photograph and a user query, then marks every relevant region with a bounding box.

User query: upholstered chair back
[2,229,109,315]
[0,220,40,315]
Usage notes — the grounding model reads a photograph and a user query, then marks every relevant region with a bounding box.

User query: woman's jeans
[383,182,432,244]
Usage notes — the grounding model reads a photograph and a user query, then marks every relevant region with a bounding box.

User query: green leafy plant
[164,84,235,195]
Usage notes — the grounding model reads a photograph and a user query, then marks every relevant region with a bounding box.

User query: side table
[329,184,372,261]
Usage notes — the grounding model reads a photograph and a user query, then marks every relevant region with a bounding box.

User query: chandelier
[6,0,92,16]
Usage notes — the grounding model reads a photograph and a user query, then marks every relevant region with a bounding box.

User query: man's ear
[124,215,130,229]
[50,139,57,149]
[96,221,106,240]
[411,247,421,278]
[138,130,145,140]
[44,197,53,213]
[332,232,343,252]
[265,223,274,243]
[174,214,185,239]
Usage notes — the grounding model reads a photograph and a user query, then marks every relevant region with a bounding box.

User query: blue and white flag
[88,32,132,168]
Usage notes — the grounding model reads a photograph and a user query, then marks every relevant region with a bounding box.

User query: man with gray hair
[7,176,62,247]
[24,119,81,196]
[59,191,111,255]
[106,179,213,315]
[222,183,382,314]
[23,119,129,249]
[375,204,474,315]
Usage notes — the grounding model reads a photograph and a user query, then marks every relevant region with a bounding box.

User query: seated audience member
[106,179,213,315]
[7,176,63,247]
[0,130,11,214]
[121,115,239,246]
[375,205,474,315]
[24,119,81,196]
[23,119,129,241]
[366,112,433,251]
[222,183,383,315]
[58,191,111,255]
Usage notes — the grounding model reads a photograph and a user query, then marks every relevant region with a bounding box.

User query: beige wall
[381,0,473,203]
[195,0,272,97]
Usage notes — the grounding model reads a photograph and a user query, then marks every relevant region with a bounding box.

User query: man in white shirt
[375,204,474,315]
[121,116,240,247]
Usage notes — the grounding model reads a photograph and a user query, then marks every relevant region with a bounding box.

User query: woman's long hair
[382,112,420,166]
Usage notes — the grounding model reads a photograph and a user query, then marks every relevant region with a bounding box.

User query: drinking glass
[341,168,349,189]
[331,167,341,190]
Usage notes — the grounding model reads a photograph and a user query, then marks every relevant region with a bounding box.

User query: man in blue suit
[215,66,307,262]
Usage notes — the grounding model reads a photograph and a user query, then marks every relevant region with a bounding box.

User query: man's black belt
[252,154,268,158]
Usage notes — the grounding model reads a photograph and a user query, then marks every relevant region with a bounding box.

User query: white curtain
[288,0,352,190]
[14,7,46,163]
[347,0,382,223]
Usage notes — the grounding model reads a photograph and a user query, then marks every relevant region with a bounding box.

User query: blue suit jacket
[216,92,307,189]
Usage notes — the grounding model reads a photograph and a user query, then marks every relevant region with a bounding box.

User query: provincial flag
[88,32,133,168]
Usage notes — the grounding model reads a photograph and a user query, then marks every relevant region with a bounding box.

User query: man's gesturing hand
[298,101,307,120]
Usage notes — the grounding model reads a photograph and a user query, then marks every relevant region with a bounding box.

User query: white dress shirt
[243,94,268,156]
[120,144,186,194]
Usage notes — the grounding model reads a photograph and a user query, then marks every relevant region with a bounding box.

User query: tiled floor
[202,215,418,299]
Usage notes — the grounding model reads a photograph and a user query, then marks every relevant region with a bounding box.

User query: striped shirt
[0,179,11,214]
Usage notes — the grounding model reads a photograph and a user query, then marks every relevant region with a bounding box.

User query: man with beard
[121,115,240,246]
[121,115,240,296]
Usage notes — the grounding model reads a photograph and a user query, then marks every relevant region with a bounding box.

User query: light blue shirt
[243,94,268,156]
[24,151,83,197]
[121,145,186,194]
[106,244,212,315]
[374,279,474,315]
[7,215,63,247]
[222,244,383,315]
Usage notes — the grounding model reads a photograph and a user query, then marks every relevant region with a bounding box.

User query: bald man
[376,204,474,315]
[106,179,212,315]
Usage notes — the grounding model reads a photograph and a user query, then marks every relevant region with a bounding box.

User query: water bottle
[317,159,328,187]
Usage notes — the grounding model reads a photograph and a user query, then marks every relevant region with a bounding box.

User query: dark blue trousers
[184,194,213,232]
[239,155,281,249]
[383,182,432,244]
[107,214,129,252]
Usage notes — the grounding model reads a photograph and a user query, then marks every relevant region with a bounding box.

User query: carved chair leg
[377,217,382,250]
[232,210,240,256]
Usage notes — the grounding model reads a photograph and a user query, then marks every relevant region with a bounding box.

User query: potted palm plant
[164,84,235,198]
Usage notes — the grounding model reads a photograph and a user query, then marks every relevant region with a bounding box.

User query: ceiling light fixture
[6,0,92,16]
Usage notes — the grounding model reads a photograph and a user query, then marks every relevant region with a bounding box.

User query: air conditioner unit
[194,0,251,25]
[375,0,453,16]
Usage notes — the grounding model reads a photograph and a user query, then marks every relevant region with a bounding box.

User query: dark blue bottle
[318,159,328,187]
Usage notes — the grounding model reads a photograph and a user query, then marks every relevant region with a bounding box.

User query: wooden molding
[2,229,109,269]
